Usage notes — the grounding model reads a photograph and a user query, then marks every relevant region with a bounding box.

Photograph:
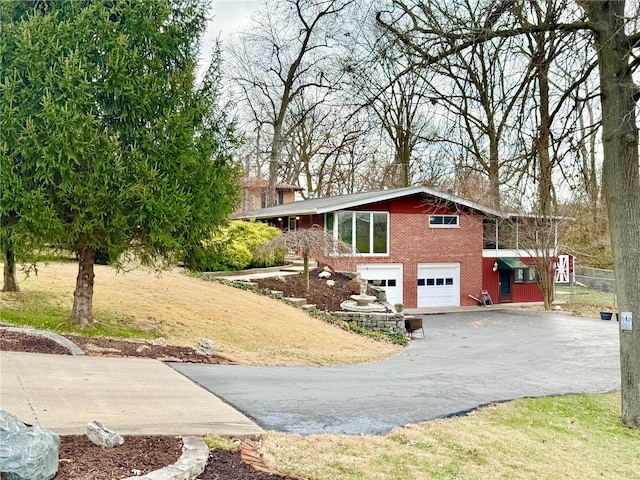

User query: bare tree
[378,0,640,428]
[279,95,371,198]
[257,225,351,292]
[228,0,354,207]
[408,4,536,209]
[342,8,438,188]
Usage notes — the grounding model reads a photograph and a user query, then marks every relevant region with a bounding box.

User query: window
[429,215,459,228]
[326,211,389,255]
[368,279,396,287]
[514,267,538,284]
[514,269,525,283]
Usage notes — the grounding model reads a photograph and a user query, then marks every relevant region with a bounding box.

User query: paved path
[0,352,262,436]
[171,310,620,435]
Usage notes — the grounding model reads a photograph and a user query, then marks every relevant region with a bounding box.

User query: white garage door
[417,263,460,307]
[357,264,403,306]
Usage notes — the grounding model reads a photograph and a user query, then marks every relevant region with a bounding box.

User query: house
[239,177,303,214]
[238,186,560,308]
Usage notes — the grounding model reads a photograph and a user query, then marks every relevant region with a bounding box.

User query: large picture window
[326,211,389,255]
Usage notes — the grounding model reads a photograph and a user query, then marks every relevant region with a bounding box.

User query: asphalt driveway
[170,310,620,435]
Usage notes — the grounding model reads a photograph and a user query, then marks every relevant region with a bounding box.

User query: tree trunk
[267,129,283,208]
[2,248,19,292]
[488,135,501,209]
[303,252,310,294]
[535,58,554,218]
[579,0,640,428]
[70,247,96,328]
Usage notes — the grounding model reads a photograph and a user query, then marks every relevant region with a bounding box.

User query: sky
[197,1,260,73]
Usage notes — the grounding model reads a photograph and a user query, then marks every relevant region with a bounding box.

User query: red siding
[482,257,544,303]
[481,258,500,304]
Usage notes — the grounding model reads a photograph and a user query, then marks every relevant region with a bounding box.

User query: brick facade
[245,188,545,307]
[313,197,484,308]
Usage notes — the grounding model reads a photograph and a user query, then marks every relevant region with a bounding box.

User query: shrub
[184,221,284,272]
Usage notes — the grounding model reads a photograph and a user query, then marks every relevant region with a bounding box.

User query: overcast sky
[197,1,259,74]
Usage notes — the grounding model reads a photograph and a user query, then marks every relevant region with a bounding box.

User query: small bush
[184,221,284,272]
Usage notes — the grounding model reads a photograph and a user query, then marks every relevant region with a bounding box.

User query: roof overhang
[236,186,509,221]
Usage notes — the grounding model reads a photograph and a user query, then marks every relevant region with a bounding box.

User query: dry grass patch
[261,392,639,480]
[0,261,400,365]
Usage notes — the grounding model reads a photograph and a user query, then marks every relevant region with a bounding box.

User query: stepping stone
[284,297,307,305]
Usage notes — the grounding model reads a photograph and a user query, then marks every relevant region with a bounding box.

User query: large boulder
[0,410,59,480]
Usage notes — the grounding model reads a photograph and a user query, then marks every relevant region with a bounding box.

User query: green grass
[204,435,239,451]
[262,392,640,480]
[0,290,153,339]
[556,285,616,308]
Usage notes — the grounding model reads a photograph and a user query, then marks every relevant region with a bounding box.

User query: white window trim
[429,214,460,228]
[326,211,389,256]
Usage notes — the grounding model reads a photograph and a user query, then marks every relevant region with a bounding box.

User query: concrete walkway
[0,351,262,436]
[171,310,620,435]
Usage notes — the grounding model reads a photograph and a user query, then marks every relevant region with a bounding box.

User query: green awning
[497,257,529,270]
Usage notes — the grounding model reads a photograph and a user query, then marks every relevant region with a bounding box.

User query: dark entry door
[499,270,512,303]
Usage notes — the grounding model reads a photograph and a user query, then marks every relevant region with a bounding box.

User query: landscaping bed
[55,435,292,480]
[252,266,359,312]
[0,329,235,363]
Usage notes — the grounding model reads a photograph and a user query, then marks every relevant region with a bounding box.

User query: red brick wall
[313,198,484,308]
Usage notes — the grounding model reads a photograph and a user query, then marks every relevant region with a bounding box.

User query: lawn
[260,392,639,480]
[0,261,400,365]
[555,285,617,319]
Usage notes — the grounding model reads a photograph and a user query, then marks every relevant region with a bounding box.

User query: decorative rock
[86,420,124,448]
[0,410,59,480]
[318,271,331,279]
[326,279,335,287]
[152,337,167,346]
[136,345,152,355]
[323,266,331,272]
[196,337,214,357]
[122,437,209,480]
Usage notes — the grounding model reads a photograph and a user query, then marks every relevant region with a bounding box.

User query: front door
[499,270,512,303]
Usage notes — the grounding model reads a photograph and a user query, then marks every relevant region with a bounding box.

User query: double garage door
[357,263,460,308]
[417,263,460,308]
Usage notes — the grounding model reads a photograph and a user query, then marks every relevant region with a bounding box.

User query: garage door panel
[357,264,403,306]
[417,263,460,307]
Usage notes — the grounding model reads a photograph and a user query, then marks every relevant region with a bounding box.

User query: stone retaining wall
[332,311,406,335]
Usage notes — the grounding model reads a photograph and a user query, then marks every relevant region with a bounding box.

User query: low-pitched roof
[236,186,509,220]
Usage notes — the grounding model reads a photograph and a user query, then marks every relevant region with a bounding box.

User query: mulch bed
[54,435,294,480]
[253,266,359,312]
[0,329,235,364]
[57,435,183,479]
